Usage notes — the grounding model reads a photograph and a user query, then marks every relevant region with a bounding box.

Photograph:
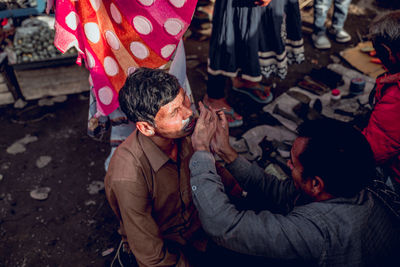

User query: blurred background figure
[48,0,197,170]
[362,10,400,193]
[312,0,352,49]
[204,0,305,127]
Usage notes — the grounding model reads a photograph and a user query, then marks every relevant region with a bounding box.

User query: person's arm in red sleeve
[363,87,400,164]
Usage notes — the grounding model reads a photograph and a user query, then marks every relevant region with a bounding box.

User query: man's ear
[310,176,325,197]
[396,51,400,62]
[381,43,397,64]
[136,121,155,137]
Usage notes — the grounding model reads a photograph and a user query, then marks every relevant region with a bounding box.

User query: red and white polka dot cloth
[53,0,197,116]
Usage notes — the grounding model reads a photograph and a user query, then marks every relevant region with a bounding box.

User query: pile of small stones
[13,26,77,63]
[0,0,37,10]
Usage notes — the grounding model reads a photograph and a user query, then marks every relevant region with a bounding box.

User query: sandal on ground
[223,108,243,128]
[203,104,243,128]
[232,85,274,104]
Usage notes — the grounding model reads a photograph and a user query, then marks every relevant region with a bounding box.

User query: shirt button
[191,185,197,191]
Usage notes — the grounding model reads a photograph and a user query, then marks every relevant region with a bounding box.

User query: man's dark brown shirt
[105,130,204,267]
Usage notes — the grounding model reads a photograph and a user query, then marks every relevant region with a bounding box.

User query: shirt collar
[138,131,192,172]
[378,72,400,84]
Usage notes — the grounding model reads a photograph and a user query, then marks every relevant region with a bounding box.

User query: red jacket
[363,72,400,183]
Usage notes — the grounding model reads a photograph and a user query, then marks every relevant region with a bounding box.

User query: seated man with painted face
[190,108,400,266]
[105,68,205,267]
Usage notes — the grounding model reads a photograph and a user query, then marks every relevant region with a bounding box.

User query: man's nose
[183,105,193,118]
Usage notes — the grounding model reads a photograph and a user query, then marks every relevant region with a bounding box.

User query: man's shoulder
[294,189,397,223]
[119,129,142,152]
[291,193,363,218]
[115,132,144,162]
[376,72,400,100]
[106,131,148,181]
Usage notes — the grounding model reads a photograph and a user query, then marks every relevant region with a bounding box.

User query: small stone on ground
[52,95,68,103]
[14,99,27,109]
[38,98,55,107]
[36,156,52,168]
[30,187,51,201]
[87,181,104,195]
[6,134,39,155]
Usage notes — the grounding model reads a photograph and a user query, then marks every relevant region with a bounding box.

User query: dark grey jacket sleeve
[226,155,298,211]
[189,151,323,260]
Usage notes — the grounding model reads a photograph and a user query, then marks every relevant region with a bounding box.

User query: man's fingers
[215,108,225,120]
[197,102,219,139]
[198,101,206,117]
[210,109,218,122]
[198,101,205,111]
[203,108,211,123]
[216,110,228,130]
[211,112,218,128]
[210,118,218,138]
[197,101,210,123]
[216,110,224,121]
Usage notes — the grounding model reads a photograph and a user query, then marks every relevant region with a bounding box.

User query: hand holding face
[210,110,230,154]
[191,102,218,152]
[211,110,238,164]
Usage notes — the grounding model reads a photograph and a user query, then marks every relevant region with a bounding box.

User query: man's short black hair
[369,11,400,71]
[118,67,181,125]
[297,119,376,198]
[370,11,400,54]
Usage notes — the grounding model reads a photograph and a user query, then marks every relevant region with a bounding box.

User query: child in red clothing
[362,11,400,192]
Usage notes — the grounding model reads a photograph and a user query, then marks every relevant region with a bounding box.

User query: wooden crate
[0,79,8,93]
[0,63,16,105]
[0,91,14,105]
[14,64,90,100]
[0,77,14,105]
[0,74,14,105]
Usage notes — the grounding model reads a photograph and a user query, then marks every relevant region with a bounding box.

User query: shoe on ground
[312,33,331,49]
[329,28,351,43]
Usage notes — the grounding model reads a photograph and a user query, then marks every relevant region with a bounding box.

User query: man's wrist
[217,147,238,164]
[193,145,210,152]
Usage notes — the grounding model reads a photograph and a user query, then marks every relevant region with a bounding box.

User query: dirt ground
[0,1,395,266]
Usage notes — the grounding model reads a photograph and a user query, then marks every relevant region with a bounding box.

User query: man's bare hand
[254,0,271,7]
[210,110,230,153]
[191,102,218,152]
[211,110,238,164]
